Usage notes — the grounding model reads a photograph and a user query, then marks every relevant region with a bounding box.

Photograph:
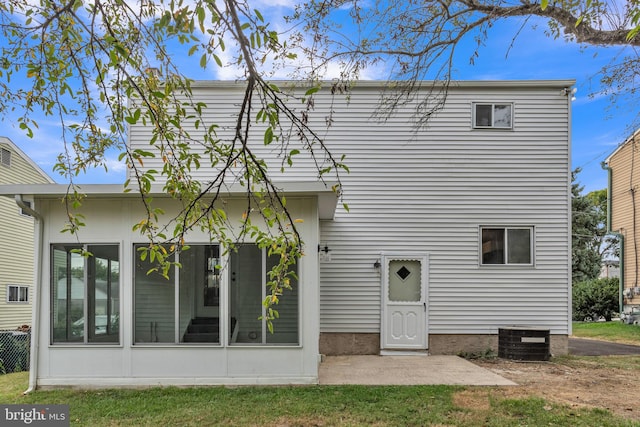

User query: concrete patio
[319,355,517,386]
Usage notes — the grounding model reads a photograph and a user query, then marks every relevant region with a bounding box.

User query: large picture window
[473,103,513,129]
[481,227,533,265]
[51,245,120,344]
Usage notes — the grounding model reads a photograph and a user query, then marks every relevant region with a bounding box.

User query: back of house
[130,79,573,356]
[0,79,573,388]
[0,137,53,330]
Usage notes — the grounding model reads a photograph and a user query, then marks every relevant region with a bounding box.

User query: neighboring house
[0,80,573,387]
[0,137,54,330]
[599,259,620,279]
[605,128,640,314]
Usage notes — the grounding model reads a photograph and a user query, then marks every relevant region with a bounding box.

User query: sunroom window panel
[51,244,119,344]
[88,245,119,343]
[179,245,220,344]
[229,244,263,344]
[265,255,299,345]
[229,244,299,345]
[133,245,175,343]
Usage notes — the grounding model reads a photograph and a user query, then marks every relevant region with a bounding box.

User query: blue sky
[1,3,637,194]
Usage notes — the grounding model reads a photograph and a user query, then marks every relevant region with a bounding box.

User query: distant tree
[586,188,620,259]
[297,0,640,128]
[572,169,602,283]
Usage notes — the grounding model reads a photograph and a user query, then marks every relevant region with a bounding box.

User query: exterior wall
[607,130,640,310]
[0,138,52,329]
[128,81,572,353]
[33,195,321,387]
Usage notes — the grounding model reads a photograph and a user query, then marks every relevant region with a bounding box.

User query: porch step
[182,317,219,343]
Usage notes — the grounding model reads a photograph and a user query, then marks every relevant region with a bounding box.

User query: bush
[572,277,619,321]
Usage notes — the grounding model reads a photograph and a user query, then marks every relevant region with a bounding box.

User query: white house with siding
[0,137,54,330]
[0,80,573,387]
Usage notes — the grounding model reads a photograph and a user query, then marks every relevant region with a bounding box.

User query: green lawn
[1,371,637,426]
[572,321,640,345]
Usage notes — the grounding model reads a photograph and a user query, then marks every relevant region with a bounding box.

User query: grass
[1,372,637,426]
[572,321,640,345]
[1,324,638,426]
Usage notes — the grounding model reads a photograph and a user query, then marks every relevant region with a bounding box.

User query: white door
[381,255,428,350]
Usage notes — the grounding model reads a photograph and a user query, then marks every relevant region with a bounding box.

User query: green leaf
[264,126,274,145]
[540,0,548,10]
[305,86,320,96]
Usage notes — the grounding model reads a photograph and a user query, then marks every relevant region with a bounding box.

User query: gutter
[15,195,43,394]
[603,164,625,314]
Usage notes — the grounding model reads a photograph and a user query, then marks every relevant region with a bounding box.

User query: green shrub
[572,277,619,321]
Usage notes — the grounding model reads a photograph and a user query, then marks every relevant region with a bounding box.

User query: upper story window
[7,285,29,303]
[0,147,11,167]
[473,103,513,129]
[481,226,533,266]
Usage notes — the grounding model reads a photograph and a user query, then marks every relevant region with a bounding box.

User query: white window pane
[507,229,532,264]
[493,105,512,128]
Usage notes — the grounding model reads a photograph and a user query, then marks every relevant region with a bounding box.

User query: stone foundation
[319,333,569,356]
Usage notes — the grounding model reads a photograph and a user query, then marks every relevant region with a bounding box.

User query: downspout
[15,195,43,394]
[603,164,625,314]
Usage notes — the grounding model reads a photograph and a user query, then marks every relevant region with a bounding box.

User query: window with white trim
[481,227,533,265]
[7,285,29,303]
[51,244,120,344]
[473,103,513,129]
[0,147,11,167]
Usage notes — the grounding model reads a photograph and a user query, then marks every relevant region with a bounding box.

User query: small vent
[396,266,411,280]
[0,148,11,167]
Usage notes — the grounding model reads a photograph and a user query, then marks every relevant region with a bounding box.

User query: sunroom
[0,182,337,388]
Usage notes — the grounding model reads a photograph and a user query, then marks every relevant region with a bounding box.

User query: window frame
[472,102,513,129]
[50,244,121,345]
[480,226,534,267]
[7,285,29,303]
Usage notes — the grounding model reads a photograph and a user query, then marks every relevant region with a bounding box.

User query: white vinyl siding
[127,81,572,336]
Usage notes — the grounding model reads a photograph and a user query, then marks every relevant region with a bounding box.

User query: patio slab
[319,355,516,386]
